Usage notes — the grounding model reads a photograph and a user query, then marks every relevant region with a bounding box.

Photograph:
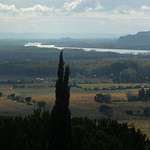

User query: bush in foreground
[0,109,149,150]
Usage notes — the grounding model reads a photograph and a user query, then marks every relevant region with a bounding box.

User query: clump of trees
[25,96,31,105]
[94,93,111,103]
[126,88,150,102]
[7,94,25,103]
[7,94,46,107]
[126,92,139,102]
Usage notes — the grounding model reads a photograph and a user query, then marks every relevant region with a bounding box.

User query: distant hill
[0,32,122,39]
[118,31,150,46]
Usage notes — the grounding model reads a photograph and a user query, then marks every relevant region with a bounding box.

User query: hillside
[118,31,150,46]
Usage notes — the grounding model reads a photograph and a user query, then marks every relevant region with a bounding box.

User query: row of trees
[127,88,150,102]
[7,93,46,108]
[1,59,150,83]
[94,88,150,103]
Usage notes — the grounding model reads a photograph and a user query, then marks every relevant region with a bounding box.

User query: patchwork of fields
[0,81,150,137]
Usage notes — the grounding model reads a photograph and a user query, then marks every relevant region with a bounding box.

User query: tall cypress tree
[50,51,71,150]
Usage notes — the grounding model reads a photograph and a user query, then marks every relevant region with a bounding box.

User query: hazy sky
[0,0,150,34]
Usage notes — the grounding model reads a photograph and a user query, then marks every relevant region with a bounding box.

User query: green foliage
[0,58,150,83]
[71,117,149,150]
[126,92,139,102]
[7,94,25,103]
[0,111,149,150]
[37,101,46,108]
[94,93,111,103]
[7,93,16,101]
[25,97,31,105]
[127,88,150,102]
[120,68,137,83]
[0,109,51,150]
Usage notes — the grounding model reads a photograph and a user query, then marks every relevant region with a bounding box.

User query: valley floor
[0,78,150,138]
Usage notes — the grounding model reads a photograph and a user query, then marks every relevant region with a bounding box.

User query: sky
[0,0,150,35]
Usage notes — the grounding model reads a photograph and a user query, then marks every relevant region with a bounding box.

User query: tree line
[0,42,149,62]
[0,59,150,83]
[127,88,150,102]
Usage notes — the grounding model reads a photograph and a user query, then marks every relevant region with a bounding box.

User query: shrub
[32,99,36,104]
[126,110,133,115]
[37,101,46,108]
[94,87,99,91]
[8,93,16,100]
[99,105,113,118]
[144,107,150,117]
[25,97,31,105]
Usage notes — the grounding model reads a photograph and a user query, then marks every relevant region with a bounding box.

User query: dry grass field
[78,83,150,90]
[0,81,150,137]
[0,98,33,116]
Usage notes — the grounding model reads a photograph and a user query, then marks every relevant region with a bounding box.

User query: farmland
[0,79,150,137]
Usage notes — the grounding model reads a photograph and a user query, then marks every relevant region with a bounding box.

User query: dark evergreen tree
[0,92,2,97]
[50,51,71,150]
[138,88,145,101]
[146,89,150,101]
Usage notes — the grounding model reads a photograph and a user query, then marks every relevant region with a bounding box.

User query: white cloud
[20,5,53,12]
[1,2,150,34]
[64,0,103,12]
[114,6,133,14]
[64,0,83,11]
[0,2,149,22]
[0,3,56,21]
[0,3,17,12]
[141,5,150,10]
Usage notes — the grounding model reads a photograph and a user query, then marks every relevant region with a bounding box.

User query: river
[24,43,150,55]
